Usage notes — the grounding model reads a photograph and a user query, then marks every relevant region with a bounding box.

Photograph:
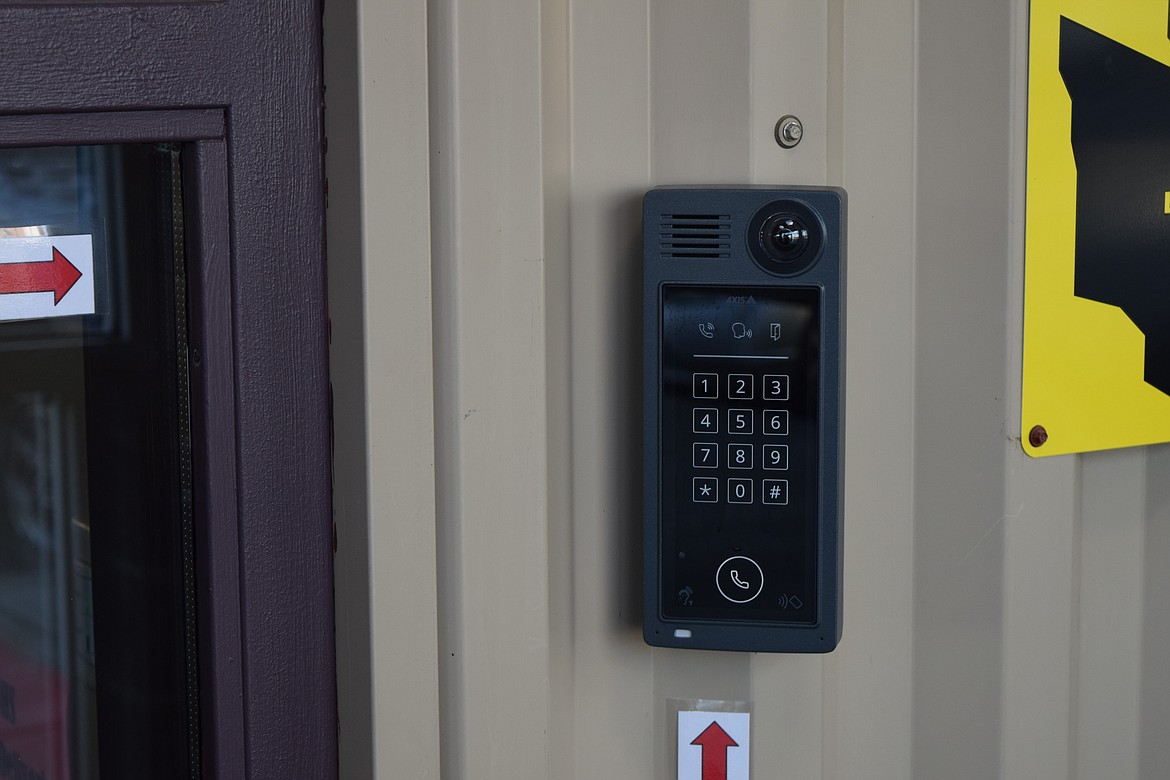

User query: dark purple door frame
[0,5,335,778]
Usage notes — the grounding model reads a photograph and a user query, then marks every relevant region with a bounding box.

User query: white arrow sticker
[678,710,750,780]
[0,234,95,322]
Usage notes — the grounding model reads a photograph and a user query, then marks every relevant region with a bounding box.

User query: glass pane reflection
[0,145,195,779]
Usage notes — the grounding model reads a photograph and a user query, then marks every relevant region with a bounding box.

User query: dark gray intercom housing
[642,187,845,653]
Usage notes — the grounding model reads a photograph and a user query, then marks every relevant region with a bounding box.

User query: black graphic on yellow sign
[1023,1,1170,456]
[1062,17,1170,394]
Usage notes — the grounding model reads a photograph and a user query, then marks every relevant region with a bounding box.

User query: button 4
[693,407,719,434]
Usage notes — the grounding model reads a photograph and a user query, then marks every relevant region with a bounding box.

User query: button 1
[693,372,719,399]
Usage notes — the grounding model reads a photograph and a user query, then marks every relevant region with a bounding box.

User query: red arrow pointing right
[691,720,738,780]
[0,247,83,305]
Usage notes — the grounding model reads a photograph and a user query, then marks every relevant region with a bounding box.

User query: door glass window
[0,144,196,779]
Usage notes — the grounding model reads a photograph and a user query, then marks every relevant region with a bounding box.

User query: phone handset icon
[698,322,715,338]
[716,556,764,603]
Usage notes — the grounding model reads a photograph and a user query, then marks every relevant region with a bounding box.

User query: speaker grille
[659,214,732,259]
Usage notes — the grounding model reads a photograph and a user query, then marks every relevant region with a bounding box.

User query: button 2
[727,373,754,400]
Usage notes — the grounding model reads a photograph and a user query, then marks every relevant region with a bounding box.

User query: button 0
[727,478,753,503]
[716,556,764,603]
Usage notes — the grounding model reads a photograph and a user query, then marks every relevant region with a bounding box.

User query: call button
[715,556,764,604]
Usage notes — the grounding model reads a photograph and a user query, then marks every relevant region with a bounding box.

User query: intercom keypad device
[643,187,844,653]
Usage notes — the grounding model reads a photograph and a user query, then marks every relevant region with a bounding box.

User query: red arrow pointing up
[692,720,738,780]
[0,247,83,305]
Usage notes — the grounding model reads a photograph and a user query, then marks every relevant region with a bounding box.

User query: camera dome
[746,198,825,277]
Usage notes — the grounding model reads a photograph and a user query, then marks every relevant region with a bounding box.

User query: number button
[762,479,789,505]
[727,443,753,470]
[763,444,789,470]
[727,373,753,400]
[693,477,718,503]
[693,407,719,434]
[727,478,753,504]
[693,372,719,399]
[693,442,718,468]
[727,408,753,434]
[763,409,789,435]
[763,374,789,401]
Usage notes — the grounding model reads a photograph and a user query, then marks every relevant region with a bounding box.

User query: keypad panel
[659,285,820,624]
[686,378,791,501]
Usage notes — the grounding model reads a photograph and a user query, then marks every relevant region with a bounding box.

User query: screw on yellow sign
[1024,0,1170,456]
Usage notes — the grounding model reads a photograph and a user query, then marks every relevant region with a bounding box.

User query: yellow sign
[1023,0,1170,456]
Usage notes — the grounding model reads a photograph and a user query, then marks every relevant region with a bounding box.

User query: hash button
[762,479,789,505]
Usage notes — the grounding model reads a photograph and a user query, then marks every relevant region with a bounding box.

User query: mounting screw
[775,115,803,148]
[1028,425,1048,448]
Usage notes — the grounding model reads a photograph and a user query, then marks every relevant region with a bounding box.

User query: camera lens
[763,214,810,261]
[746,199,825,277]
